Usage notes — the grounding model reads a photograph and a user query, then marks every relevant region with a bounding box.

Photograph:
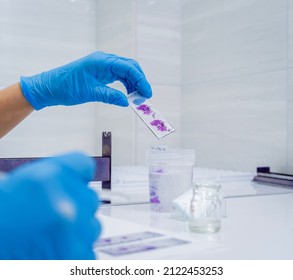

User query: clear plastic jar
[146,148,195,212]
[189,182,222,233]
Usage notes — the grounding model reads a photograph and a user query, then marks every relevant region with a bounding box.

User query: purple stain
[150,196,160,204]
[143,246,156,250]
[150,119,169,132]
[137,104,153,115]
[150,186,158,197]
[156,168,164,173]
[150,190,157,197]
[150,184,160,204]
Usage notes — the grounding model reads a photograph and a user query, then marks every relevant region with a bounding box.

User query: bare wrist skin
[0,83,34,138]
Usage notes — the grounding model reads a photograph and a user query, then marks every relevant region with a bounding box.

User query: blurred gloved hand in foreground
[0,152,101,260]
[20,51,152,110]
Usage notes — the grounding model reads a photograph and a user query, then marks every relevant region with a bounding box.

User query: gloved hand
[20,51,152,110]
[0,152,101,260]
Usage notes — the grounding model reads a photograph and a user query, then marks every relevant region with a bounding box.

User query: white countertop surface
[92,166,293,260]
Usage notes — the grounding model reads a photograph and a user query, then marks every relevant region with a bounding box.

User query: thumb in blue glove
[20,51,152,110]
[0,151,101,260]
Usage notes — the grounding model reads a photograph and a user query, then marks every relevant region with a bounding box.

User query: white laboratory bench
[92,166,293,260]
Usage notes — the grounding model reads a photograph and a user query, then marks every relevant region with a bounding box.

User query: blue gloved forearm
[0,152,101,260]
[20,52,152,110]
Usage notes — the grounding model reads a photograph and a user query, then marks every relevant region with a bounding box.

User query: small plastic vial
[189,182,222,233]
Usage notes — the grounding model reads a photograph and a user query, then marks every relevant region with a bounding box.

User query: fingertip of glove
[117,99,129,107]
[109,90,129,107]
[137,79,152,99]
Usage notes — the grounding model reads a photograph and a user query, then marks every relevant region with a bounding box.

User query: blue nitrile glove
[20,51,152,110]
[0,152,101,260]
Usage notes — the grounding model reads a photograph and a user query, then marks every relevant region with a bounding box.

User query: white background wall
[0,0,292,173]
[181,0,293,173]
[0,0,98,157]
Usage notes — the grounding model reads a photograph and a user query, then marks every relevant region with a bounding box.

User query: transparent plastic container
[146,148,195,212]
[189,182,222,233]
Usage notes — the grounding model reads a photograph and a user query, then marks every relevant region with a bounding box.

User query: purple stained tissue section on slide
[150,119,169,131]
[136,104,153,115]
[150,188,160,204]
[150,196,160,204]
